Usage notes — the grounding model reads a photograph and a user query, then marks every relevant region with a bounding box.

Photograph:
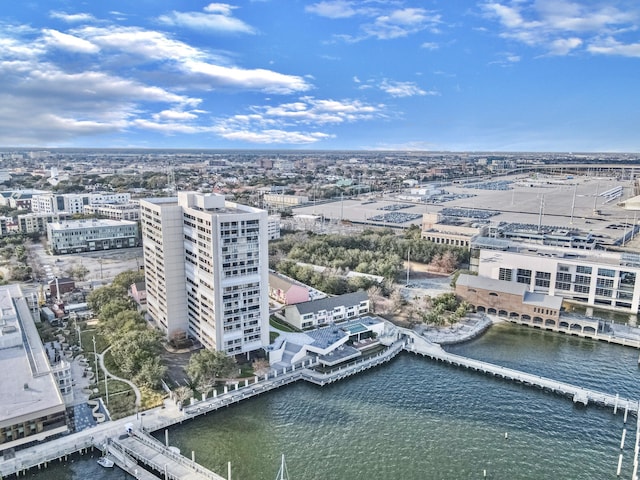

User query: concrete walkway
[98,345,142,408]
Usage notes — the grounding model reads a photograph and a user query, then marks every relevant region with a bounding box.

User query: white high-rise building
[140,192,269,355]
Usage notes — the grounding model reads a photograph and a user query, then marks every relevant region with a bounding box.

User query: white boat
[97,456,115,468]
[275,454,289,480]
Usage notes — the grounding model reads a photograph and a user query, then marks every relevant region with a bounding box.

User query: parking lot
[29,243,144,290]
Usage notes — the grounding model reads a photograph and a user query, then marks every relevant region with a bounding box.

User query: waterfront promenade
[4,318,640,479]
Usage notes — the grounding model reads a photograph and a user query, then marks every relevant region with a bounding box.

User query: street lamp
[92,336,99,385]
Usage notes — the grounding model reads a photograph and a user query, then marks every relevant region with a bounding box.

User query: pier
[107,430,225,480]
[405,331,640,413]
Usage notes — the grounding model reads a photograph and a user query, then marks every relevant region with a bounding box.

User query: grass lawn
[270,316,299,332]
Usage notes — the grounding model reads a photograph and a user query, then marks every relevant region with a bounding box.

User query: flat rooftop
[292,174,636,245]
[49,218,137,229]
[0,286,65,423]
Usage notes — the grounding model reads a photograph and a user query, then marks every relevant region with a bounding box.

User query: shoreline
[414,313,502,346]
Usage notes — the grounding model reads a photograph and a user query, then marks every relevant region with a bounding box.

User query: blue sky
[1,1,639,152]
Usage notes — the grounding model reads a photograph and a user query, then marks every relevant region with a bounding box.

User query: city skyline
[1,1,639,152]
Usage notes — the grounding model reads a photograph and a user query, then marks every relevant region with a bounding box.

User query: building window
[596,278,614,289]
[498,268,512,281]
[620,271,636,289]
[574,284,590,294]
[516,269,531,284]
[576,266,592,274]
[574,275,591,285]
[595,288,613,297]
[535,271,551,288]
[598,268,616,278]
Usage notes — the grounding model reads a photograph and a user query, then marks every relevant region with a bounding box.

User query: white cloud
[204,3,236,16]
[587,37,640,57]
[548,37,582,55]
[379,79,439,98]
[74,26,310,93]
[421,42,439,50]
[364,8,442,40]
[215,128,332,144]
[49,11,96,23]
[76,26,206,62]
[308,3,442,41]
[182,60,310,94]
[153,110,200,122]
[306,1,361,19]
[42,29,99,54]
[208,97,383,144]
[482,0,639,57]
[157,4,256,34]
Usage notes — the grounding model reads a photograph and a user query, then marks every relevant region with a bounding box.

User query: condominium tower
[139,192,269,356]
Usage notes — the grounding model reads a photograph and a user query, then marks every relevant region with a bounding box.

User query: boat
[275,454,289,480]
[97,456,115,468]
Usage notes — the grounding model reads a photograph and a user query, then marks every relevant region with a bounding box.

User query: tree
[134,357,167,389]
[111,329,162,378]
[88,285,125,312]
[173,386,193,409]
[252,358,271,377]
[10,264,31,281]
[101,309,145,343]
[186,350,237,389]
[66,263,90,282]
[112,270,145,295]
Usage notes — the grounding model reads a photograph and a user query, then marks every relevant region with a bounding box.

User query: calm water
[29,323,640,479]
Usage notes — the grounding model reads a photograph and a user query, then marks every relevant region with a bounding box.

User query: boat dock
[107,430,225,480]
[405,331,640,414]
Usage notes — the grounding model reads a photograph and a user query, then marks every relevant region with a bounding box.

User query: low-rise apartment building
[283,291,370,329]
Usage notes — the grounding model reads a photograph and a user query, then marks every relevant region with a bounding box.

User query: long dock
[108,430,225,480]
[405,331,640,413]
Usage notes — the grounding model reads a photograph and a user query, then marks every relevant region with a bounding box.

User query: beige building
[455,273,562,322]
[421,213,487,248]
